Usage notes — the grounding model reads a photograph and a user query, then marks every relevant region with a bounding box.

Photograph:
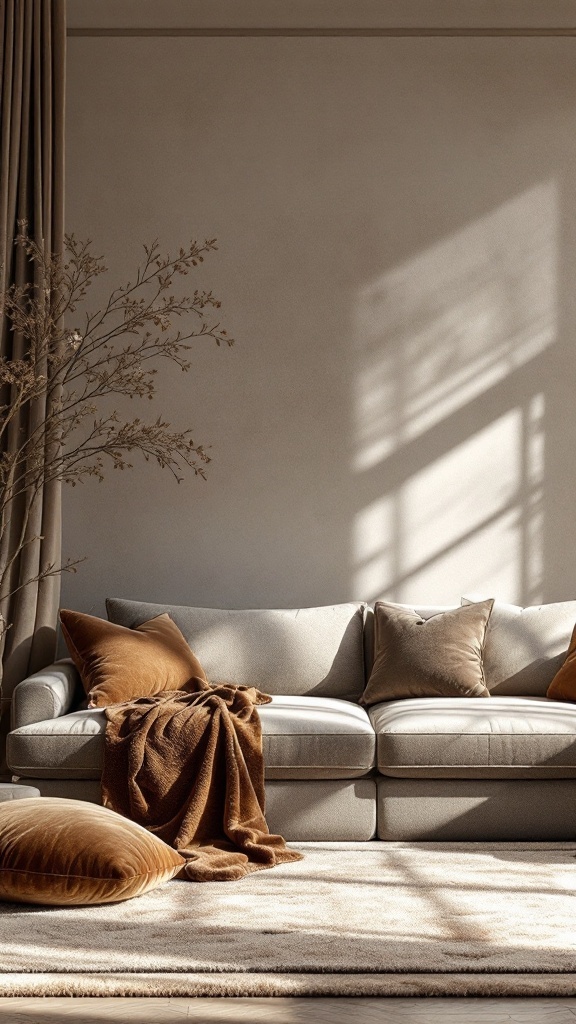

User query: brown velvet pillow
[60,608,207,707]
[360,599,494,706]
[0,798,184,905]
[547,623,576,701]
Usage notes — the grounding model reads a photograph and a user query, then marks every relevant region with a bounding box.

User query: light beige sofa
[7,597,576,842]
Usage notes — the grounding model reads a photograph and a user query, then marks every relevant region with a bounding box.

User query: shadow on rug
[1,842,576,997]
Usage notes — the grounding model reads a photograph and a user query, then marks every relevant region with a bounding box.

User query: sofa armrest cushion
[11,660,83,729]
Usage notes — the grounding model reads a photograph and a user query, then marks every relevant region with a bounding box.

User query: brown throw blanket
[101,677,303,881]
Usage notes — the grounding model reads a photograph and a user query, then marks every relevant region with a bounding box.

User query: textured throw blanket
[101,679,303,881]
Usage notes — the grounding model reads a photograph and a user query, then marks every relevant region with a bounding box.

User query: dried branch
[0,226,234,624]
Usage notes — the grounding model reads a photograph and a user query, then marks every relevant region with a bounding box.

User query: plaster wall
[62,2,576,613]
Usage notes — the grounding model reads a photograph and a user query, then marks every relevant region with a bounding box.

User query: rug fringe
[1,973,576,997]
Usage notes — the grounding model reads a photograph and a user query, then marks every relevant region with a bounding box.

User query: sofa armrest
[11,659,83,729]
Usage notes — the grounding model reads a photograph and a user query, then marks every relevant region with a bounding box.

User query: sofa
[7,596,576,842]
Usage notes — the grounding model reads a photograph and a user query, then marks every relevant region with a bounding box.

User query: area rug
[2,842,576,997]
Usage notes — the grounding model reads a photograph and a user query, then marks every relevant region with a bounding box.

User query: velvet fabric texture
[546,623,576,702]
[0,797,184,905]
[360,599,494,706]
[59,609,207,707]
[101,679,304,882]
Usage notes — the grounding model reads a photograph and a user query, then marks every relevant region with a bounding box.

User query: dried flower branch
[0,226,234,640]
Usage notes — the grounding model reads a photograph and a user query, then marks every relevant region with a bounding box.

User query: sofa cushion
[360,600,493,705]
[7,696,376,781]
[106,599,366,700]
[371,695,576,778]
[260,696,375,779]
[463,599,576,695]
[7,709,105,779]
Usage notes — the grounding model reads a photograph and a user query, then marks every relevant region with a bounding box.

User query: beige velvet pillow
[0,798,184,905]
[360,599,494,705]
[60,608,207,707]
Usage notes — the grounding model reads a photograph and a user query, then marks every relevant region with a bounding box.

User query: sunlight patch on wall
[353,410,532,604]
[351,180,555,605]
[353,180,557,474]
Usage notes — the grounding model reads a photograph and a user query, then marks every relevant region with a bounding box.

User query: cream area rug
[1,842,576,997]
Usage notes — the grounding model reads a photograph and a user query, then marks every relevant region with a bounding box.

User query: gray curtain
[0,0,66,708]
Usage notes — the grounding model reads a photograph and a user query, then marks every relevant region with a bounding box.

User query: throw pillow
[60,608,207,707]
[360,599,494,706]
[546,623,576,701]
[0,798,184,905]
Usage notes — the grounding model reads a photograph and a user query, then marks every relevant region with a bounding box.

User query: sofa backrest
[365,600,576,698]
[106,598,367,701]
[107,596,576,702]
[475,600,576,696]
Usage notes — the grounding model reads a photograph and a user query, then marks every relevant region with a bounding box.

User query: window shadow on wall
[350,180,559,606]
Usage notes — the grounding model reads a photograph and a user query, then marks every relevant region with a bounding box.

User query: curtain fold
[0,0,66,702]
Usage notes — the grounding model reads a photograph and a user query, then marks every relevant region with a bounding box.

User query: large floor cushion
[371,696,576,778]
[106,599,366,701]
[7,695,376,781]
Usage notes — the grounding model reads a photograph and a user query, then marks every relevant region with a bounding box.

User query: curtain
[0,0,66,713]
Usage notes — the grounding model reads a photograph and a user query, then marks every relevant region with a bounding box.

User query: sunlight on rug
[1,842,576,997]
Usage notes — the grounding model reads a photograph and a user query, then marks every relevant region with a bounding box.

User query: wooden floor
[0,998,576,1023]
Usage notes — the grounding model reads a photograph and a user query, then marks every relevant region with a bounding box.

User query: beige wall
[62,2,576,614]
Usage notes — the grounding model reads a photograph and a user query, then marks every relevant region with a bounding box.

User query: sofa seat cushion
[260,696,375,778]
[371,696,576,779]
[7,696,376,781]
[8,709,105,780]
